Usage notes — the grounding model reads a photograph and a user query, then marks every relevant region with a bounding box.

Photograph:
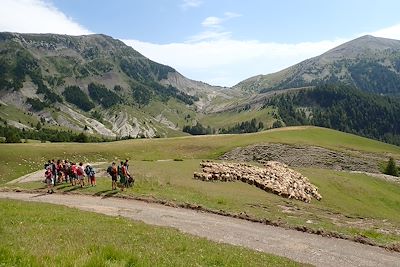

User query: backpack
[84,166,91,176]
[117,165,122,176]
[51,163,56,173]
[107,166,112,175]
[44,163,50,170]
[77,166,84,176]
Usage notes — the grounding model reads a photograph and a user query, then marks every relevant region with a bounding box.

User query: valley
[1,30,400,266]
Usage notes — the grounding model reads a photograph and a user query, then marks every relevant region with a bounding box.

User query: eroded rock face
[194,161,322,203]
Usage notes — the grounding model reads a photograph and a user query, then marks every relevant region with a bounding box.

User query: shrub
[384,157,399,177]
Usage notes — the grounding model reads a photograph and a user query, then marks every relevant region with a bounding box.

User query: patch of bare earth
[220,143,383,173]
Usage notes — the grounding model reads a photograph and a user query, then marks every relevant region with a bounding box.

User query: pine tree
[384,157,399,177]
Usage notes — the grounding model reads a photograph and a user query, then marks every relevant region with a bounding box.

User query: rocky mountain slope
[235,35,400,95]
[2,32,400,142]
[0,32,232,138]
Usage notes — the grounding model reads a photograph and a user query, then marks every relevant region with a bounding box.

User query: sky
[1,0,400,87]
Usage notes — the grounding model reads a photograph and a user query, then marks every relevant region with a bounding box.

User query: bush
[4,128,21,143]
[384,157,399,177]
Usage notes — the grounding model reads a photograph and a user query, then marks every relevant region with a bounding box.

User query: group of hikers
[106,160,134,191]
[44,159,133,194]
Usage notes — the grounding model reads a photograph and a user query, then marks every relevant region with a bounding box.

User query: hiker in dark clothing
[107,162,118,190]
[51,159,57,184]
[118,161,127,191]
[85,164,96,186]
[125,159,129,171]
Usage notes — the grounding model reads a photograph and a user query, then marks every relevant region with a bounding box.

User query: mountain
[235,35,400,95]
[0,32,231,138]
[1,32,400,145]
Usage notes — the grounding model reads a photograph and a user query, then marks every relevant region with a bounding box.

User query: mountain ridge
[1,32,400,145]
[235,35,400,95]
[0,32,233,138]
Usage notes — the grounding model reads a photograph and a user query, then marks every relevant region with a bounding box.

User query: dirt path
[0,192,399,267]
[6,162,107,184]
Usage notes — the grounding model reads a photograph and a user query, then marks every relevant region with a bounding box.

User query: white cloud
[224,12,242,19]
[124,10,343,86]
[370,23,400,40]
[123,38,346,87]
[188,30,232,43]
[124,21,400,87]
[181,0,203,9]
[201,13,241,28]
[0,0,91,35]
[202,17,223,28]
[192,12,242,42]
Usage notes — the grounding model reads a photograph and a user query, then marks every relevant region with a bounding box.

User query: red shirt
[71,165,77,174]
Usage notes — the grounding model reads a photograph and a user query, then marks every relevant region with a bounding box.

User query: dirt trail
[1,192,399,267]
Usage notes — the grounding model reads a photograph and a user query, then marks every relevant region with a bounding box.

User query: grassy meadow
[198,107,276,129]
[1,126,400,184]
[0,199,303,266]
[1,126,400,247]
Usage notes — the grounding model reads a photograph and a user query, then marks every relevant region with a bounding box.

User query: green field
[0,199,303,266]
[8,159,400,246]
[1,126,399,184]
[199,107,276,129]
[1,126,400,248]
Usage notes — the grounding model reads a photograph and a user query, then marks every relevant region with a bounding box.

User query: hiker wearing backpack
[77,162,85,187]
[63,160,71,183]
[56,159,63,183]
[124,162,134,187]
[51,159,57,184]
[44,160,51,170]
[71,163,77,186]
[45,166,54,194]
[118,161,127,191]
[107,162,118,190]
[125,159,129,171]
[85,164,90,185]
[85,164,96,186]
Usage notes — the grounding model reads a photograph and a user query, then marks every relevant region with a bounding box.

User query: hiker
[51,159,57,184]
[44,160,51,170]
[45,166,54,194]
[71,162,77,186]
[56,159,63,183]
[125,162,134,187]
[107,162,118,190]
[85,164,96,186]
[63,160,71,183]
[77,162,85,187]
[86,164,91,185]
[125,159,129,171]
[118,161,128,191]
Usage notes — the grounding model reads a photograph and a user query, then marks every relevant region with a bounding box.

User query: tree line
[0,125,107,143]
[265,84,400,145]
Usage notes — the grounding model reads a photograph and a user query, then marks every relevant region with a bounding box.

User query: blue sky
[2,0,400,86]
[51,0,400,43]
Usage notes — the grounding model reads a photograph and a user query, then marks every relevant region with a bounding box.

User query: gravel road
[1,192,399,267]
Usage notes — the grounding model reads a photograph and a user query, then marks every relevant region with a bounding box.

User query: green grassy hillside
[1,126,399,184]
